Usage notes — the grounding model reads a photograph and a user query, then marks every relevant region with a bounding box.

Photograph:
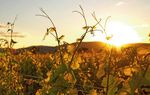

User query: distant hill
[125,43,150,55]
[18,45,56,54]
[17,41,150,54]
[0,41,150,54]
[14,42,106,54]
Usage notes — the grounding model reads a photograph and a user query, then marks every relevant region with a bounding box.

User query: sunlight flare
[92,21,141,46]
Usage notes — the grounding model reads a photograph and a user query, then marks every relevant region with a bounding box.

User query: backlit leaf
[82,26,90,30]
[48,27,56,32]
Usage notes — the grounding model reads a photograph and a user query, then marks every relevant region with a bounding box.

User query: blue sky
[0,0,150,48]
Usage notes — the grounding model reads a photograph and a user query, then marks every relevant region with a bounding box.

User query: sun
[92,21,141,47]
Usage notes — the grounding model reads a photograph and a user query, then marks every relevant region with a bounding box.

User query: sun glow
[92,21,141,46]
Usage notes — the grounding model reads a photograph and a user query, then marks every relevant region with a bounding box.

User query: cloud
[116,1,125,6]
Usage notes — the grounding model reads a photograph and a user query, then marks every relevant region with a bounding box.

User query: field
[0,42,150,95]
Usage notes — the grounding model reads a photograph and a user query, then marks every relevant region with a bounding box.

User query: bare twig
[37,8,64,66]
[69,6,100,69]
[92,12,111,38]
[73,5,88,26]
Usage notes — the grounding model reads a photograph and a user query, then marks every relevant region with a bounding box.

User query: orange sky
[0,0,150,48]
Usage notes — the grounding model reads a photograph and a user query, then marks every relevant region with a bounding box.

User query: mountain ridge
[17,41,150,54]
[0,41,150,54]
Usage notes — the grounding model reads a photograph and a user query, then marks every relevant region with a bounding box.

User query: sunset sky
[0,0,150,48]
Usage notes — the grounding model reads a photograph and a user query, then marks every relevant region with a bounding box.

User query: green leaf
[20,58,37,77]
[145,67,150,81]
[50,63,67,83]
[48,76,69,95]
[48,87,58,95]
[0,52,5,57]
[129,71,150,95]
[102,75,122,95]
[101,75,114,88]
[9,91,17,95]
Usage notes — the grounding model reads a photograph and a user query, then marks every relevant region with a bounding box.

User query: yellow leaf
[67,88,78,94]
[44,77,50,83]
[71,62,80,70]
[92,26,96,30]
[64,73,75,83]
[67,45,75,52]
[44,71,51,83]
[48,27,56,32]
[106,36,112,40]
[35,90,41,95]
[124,67,138,76]
[46,71,51,77]
[96,64,105,79]
[90,89,97,95]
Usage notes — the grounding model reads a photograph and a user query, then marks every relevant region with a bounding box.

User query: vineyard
[0,43,150,95]
[0,6,150,95]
